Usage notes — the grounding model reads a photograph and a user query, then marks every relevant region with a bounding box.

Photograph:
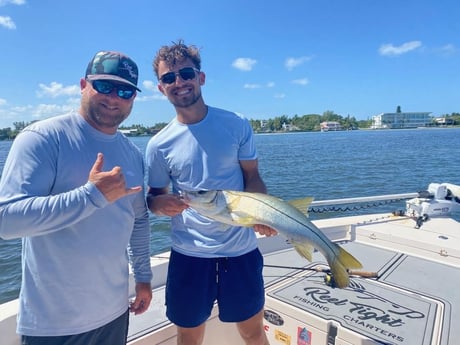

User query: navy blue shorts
[165,248,265,328]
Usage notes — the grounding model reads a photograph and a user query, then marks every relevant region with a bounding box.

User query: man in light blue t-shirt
[146,40,276,345]
[0,51,152,345]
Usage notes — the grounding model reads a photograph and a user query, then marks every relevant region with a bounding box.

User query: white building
[434,117,454,126]
[119,128,139,136]
[371,112,432,129]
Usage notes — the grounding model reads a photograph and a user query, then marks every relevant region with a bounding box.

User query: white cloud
[36,82,80,98]
[438,44,457,56]
[232,58,257,71]
[0,100,80,128]
[32,103,73,119]
[142,80,156,91]
[9,104,32,113]
[0,0,26,6]
[292,78,309,85]
[274,93,285,99]
[11,102,73,119]
[285,56,312,71]
[378,41,422,56]
[0,0,25,30]
[0,98,6,106]
[0,16,15,29]
[2,102,71,123]
[243,83,261,89]
[136,93,166,102]
[135,80,166,102]
[243,82,275,89]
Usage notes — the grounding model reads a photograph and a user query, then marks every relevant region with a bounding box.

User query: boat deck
[2,213,459,345]
[126,213,460,345]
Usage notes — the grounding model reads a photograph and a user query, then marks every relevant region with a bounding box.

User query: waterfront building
[320,121,342,131]
[434,117,454,126]
[371,112,432,129]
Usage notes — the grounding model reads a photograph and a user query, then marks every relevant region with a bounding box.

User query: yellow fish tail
[329,246,363,288]
[337,246,363,269]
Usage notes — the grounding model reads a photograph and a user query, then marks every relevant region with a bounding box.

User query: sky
[0,0,459,129]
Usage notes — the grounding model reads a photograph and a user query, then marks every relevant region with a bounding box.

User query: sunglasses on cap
[159,67,200,85]
[90,80,136,100]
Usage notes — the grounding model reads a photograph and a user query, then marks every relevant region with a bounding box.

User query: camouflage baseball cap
[85,51,141,91]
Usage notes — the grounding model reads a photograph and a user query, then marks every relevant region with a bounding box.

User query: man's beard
[88,102,132,130]
[170,90,202,109]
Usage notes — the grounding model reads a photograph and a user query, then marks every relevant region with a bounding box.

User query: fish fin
[328,245,363,288]
[292,242,314,262]
[226,195,256,226]
[230,214,256,226]
[288,197,314,215]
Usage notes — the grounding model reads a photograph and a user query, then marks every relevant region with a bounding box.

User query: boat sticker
[264,309,284,326]
[297,327,312,345]
[267,273,441,345]
[275,329,291,345]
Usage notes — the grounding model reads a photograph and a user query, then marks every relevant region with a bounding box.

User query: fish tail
[329,245,363,288]
[292,242,314,262]
[337,245,363,269]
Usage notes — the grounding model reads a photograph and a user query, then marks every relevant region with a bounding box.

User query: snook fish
[181,190,362,288]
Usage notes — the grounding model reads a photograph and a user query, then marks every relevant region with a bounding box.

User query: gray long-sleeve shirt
[0,111,152,336]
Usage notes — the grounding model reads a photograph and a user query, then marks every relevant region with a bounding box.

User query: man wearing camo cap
[0,51,152,345]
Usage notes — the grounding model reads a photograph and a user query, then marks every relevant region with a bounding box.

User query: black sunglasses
[90,80,136,100]
[159,67,200,84]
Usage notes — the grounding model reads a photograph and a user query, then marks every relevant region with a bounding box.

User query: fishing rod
[263,264,379,278]
[153,255,379,278]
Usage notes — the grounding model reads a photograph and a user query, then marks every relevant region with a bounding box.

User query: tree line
[249,110,367,132]
[1,111,459,140]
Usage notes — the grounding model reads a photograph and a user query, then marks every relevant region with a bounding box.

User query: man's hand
[130,282,152,315]
[254,224,278,237]
[89,153,142,203]
[147,194,188,216]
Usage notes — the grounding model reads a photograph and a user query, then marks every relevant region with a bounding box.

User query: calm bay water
[1,128,459,304]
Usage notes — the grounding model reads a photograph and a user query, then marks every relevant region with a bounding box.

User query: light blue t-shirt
[0,111,152,336]
[146,106,259,257]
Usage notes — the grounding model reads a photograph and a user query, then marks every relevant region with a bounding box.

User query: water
[1,128,459,304]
